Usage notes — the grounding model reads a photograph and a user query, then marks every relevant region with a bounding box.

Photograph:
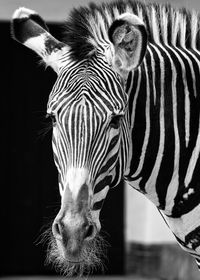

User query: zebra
[11,0,200,276]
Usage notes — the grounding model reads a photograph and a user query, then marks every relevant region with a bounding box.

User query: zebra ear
[11,7,67,73]
[108,13,147,77]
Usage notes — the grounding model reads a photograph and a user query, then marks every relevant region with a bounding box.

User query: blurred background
[1,0,200,279]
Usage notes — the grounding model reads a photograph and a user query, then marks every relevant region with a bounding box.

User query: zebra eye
[110,114,123,129]
[46,113,56,124]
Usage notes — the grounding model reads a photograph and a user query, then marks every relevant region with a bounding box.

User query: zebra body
[11,0,200,274]
[126,42,200,258]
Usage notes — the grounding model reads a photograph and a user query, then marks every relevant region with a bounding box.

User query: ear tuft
[12,7,36,20]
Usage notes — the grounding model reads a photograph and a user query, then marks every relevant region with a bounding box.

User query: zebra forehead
[57,102,113,133]
[47,61,126,115]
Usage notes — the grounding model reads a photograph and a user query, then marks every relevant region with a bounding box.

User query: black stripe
[185,225,200,250]
[94,176,112,194]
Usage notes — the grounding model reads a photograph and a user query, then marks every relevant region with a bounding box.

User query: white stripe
[163,47,180,215]
[145,45,165,206]
[167,47,191,147]
[93,186,109,203]
[191,12,198,50]
[148,46,156,105]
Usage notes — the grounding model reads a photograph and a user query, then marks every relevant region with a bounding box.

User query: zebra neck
[125,43,200,217]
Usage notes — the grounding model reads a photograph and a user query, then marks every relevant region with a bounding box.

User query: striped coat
[11,0,200,275]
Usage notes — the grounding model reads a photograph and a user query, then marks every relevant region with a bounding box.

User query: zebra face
[12,6,147,275]
[47,57,128,264]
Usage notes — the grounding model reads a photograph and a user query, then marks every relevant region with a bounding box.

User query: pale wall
[2,0,200,22]
[125,184,175,243]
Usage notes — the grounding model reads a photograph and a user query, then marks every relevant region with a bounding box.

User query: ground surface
[0,276,160,280]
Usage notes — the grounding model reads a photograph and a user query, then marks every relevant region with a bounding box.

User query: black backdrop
[1,21,124,276]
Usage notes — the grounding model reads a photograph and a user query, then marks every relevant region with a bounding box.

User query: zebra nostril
[84,224,95,240]
[52,221,63,240]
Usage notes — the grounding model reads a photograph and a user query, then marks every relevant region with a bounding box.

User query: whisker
[43,224,108,277]
[35,225,52,246]
[37,121,53,140]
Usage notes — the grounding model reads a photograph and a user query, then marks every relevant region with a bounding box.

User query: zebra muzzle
[52,216,97,257]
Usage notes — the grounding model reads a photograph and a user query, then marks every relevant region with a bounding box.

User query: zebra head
[11,6,147,275]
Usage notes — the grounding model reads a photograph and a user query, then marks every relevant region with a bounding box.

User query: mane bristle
[62,0,200,61]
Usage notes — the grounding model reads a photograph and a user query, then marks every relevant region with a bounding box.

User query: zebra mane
[62,0,200,60]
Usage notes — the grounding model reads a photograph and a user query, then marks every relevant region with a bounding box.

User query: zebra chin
[45,225,106,276]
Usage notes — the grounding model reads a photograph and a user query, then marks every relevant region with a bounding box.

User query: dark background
[1,22,124,276]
